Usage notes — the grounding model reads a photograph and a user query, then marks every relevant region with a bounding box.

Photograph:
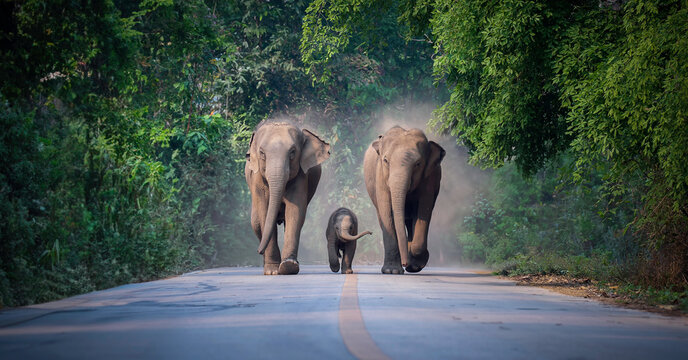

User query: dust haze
[281,101,489,268]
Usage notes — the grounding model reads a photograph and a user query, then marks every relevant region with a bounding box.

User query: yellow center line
[339,274,391,360]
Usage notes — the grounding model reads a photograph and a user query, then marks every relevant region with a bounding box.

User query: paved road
[1,266,687,359]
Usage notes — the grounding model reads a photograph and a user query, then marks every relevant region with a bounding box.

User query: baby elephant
[326,208,372,274]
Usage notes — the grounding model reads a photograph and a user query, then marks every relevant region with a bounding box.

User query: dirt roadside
[503,274,687,317]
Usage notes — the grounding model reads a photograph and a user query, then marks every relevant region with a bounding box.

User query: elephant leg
[341,239,356,274]
[328,235,340,273]
[263,224,281,275]
[377,208,404,275]
[405,216,415,244]
[407,214,429,273]
[280,176,307,275]
[407,187,438,273]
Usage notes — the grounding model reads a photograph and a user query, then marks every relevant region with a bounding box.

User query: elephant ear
[245,132,259,173]
[371,135,383,155]
[424,141,446,178]
[301,129,330,173]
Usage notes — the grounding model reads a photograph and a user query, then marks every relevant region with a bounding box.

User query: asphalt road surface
[1,266,687,359]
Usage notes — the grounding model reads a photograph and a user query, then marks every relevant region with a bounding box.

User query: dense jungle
[1,0,686,309]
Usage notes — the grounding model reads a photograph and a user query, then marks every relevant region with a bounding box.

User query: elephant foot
[405,264,423,273]
[330,261,340,273]
[341,267,353,274]
[381,264,404,274]
[278,258,300,275]
[264,263,280,275]
[405,250,429,273]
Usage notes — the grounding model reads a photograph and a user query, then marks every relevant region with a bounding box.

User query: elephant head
[246,121,330,254]
[371,126,445,267]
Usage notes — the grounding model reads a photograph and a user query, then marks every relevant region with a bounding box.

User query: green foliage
[0,0,320,307]
[457,158,635,271]
[438,0,688,278]
[611,283,688,312]
[301,0,437,102]
[554,1,688,249]
[301,0,388,83]
[496,251,623,280]
[430,0,569,176]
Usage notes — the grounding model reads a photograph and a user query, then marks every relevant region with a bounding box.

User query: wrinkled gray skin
[245,120,330,275]
[326,208,372,274]
[363,126,445,274]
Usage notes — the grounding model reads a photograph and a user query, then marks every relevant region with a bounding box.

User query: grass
[495,253,688,313]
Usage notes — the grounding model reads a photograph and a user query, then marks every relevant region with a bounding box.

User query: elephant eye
[289,148,296,160]
[259,150,266,160]
[415,161,421,168]
[383,156,388,164]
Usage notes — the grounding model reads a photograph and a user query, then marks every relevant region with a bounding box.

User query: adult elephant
[245,119,330,275]
[363,126,445,274]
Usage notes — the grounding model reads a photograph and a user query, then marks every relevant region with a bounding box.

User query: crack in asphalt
[126,300,256,311]
[0,309,97,329]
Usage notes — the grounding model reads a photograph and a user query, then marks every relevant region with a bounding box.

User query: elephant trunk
[257,160,288,255]
[337,229,373,242]
[390,172,411,267]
